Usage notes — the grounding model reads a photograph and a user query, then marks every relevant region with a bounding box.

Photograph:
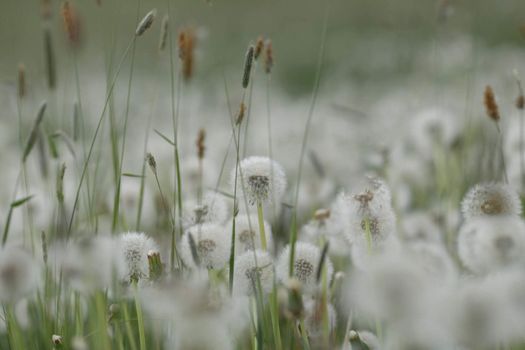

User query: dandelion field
[2,0,525,349]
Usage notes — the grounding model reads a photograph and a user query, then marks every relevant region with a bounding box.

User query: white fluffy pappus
[226,214,273,255]
[303,298,337,341]
[50,236,125,293]
[461,182,522,220]
[276,242,333,294]
[182,191,229,229]
[299,214,349,258]
[399,211,444,244]
[404,241,457,283]
[180,223,230,269]
[119,232,158,283]
[0,246,40,302]
[232,250,274,296]
[457,216,525,274]
[232,156,287,205]
[340,176,397,247]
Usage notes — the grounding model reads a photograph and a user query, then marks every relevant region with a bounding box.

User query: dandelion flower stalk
[256,201,268,251]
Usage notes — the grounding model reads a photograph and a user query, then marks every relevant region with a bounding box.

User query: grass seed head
[484,85,500,122]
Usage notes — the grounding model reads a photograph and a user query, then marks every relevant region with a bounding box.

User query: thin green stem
[67,38,135,237]
[256,201,267,251]
[289,3,330,277]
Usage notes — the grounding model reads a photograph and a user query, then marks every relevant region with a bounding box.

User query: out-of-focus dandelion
[232,249,274,296]
[180,223,230,269]
[461,182,521,220]
[457,216,525,274]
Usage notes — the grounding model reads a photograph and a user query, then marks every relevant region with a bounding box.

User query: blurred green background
[1,0,525,97]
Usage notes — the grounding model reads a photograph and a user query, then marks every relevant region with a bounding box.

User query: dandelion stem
[134,284,146,350]
[256,201,267,251]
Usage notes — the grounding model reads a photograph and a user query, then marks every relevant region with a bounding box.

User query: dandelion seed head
[226,214,273,255]
[405,241,457,283]
[50,236,125,293]
[0,247,39,302]
[232,156,287,205]
[276,242,333,294]
[457,216,525,274]
[400,212,444,244]
[303,298,337,341]
[119,232,158,283]
[181,223,230,269]
[461,182,521,220]
[182,191,228,229]
[232,250,274,296]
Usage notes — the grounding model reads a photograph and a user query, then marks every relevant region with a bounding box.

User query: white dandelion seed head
[226,214,273,255]
[180,223,230,269]
[182,191,229,229]
[276,242,333,294]
[461,182,522,220]
[303,298,337,340]
[409,107,461,160]
[405,241,457,283]
[119,232,158,283]
[400,211,444,244]
[352,330,381,350]
[299,215,349,257]
[51,236,126,293]
[457,216,525,274]
[351,235,401,270]
[0,246,40,303]
[339,177,397,249]
[344,252,432,323]
[453,271,525,348]
[232,250,274,296]
[232,156,287,205]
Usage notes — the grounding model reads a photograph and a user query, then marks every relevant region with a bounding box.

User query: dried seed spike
[146,152,157,174]
[242,45,255,89]
[178,28,195,81]
[264,39,273,74]
[57,162,66,204]
[41,0,52,19]
[18,63,26,99]
[158,14,169,51]
[484,85,500,122]
[254,35,264,60]
[23,101,47,162]
[61,1,81,46]
[196,128,206,159]
[135,8,157,36]
[235,102,246,125]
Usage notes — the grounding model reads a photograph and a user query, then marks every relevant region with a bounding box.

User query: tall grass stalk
[67,37,135,237]
[289,4,330,277]
[166,0,184,260]
[112,0,141,232]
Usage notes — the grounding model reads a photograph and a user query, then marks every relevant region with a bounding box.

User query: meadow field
[1,0,525,349]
